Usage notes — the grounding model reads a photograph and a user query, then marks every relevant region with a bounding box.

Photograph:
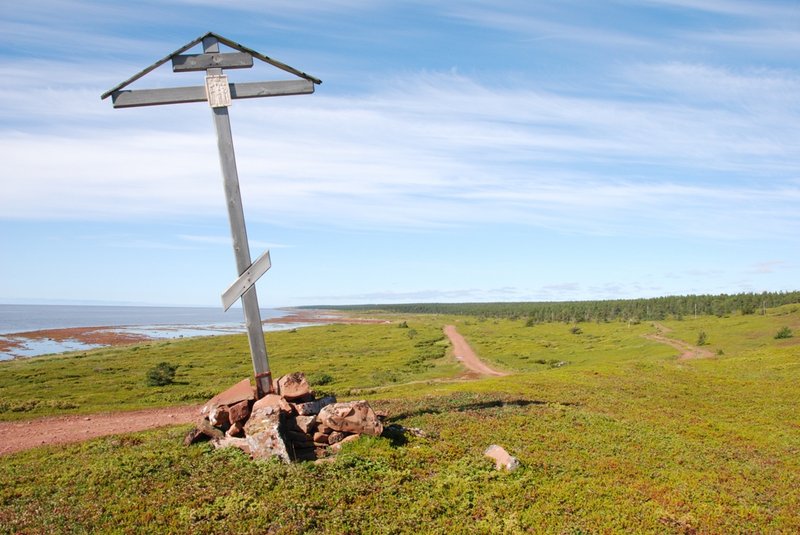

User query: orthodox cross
[101,32,321,397]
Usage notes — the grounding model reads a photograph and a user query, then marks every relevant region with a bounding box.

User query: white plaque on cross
[205,74,232,107]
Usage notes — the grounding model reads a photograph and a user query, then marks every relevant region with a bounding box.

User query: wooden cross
[102,32,321,397]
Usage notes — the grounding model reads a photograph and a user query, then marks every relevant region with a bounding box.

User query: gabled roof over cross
[101,31,322,107]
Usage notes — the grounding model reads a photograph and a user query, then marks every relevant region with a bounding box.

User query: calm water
[0,304,302,360]
[0,304,288,334]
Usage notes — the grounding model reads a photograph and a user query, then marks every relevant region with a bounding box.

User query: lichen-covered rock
[244,405,290,463]
[317,400,383,436]
[293,395,336,416]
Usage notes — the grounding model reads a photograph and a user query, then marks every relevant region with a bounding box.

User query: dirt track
[443,325,508,377]
[0,405,200,456]
[644,323,714,360]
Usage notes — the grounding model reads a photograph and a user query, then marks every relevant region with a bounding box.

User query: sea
[0,304,308,360]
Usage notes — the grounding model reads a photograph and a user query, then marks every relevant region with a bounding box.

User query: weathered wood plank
[221,250,272,311]
[172,52,253,72]
[111,79,315,108]
[230,79,314,99]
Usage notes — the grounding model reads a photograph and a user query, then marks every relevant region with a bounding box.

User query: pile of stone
[185,372,384,462]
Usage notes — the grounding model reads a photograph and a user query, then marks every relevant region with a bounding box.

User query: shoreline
[0,308,390,360]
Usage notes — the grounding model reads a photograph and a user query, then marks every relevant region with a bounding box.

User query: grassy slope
[1,308,799,533]
[0,321,457,420]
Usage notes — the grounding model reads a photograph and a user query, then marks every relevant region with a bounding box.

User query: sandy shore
[0,309,389,359]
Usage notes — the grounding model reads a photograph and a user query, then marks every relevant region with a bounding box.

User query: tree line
[309,291,800,323]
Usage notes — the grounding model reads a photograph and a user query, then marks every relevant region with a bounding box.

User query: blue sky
[1,0,798,308]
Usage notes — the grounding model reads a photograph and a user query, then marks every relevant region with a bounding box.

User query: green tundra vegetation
[1,301,799,533]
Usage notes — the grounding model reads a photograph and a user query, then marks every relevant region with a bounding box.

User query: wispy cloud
[748,260,789,274]
[636,0,798,19]
[1,64,798,241]
[178,235,292,249]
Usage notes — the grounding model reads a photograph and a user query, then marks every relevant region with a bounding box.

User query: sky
[1,0,798,308]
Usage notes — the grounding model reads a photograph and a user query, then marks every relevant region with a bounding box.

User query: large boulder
[317,400,383,436]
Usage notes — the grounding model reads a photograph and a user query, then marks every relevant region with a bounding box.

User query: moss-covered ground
[1,307,799,533]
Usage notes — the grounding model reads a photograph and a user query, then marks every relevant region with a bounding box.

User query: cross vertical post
[203,36,272,397]
[101,32,320,400]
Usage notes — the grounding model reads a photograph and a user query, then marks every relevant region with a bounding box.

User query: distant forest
[309,291,800,323]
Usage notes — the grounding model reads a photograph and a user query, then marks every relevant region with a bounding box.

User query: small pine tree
[774,327,793,340]
[696,331,708,346]
[146,362,178,387]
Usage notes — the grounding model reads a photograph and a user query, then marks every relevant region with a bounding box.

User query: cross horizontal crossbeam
[110,79,314,108]
[172,52,254,72]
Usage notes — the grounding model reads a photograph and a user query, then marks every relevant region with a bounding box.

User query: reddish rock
[294,395,336,416]
[318,400,383,436]
[228,400,251,425]
[252,394,292,414]
[328,431,346,444]
[212,436,251,455]
[279,397,294,414]
[277,372,312,401]
[209,405,230,428]
[252,393,281,411]
[484,445,520,471]
[312,431,330,444]
[317,424,335,435]
[184,426,209,446]
[188,418,224,442]
[201,379,255,416]
[226,421,244,438]
[294,415,317,434]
